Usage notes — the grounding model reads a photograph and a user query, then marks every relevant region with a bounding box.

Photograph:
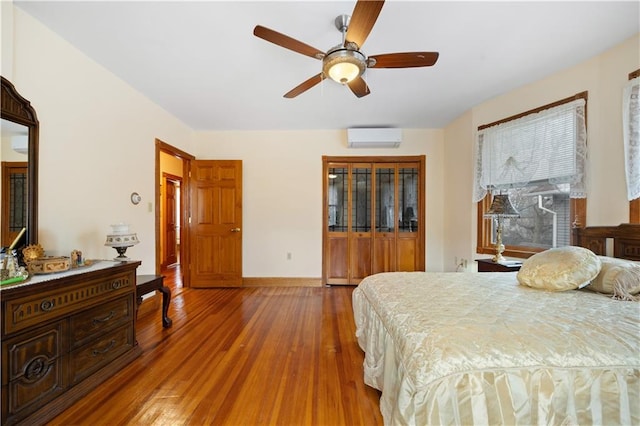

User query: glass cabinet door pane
[351,167,371,232]
[328,167,348,232]
[375,167,395,232]
[9,171,27,231]
[399,167,418,232]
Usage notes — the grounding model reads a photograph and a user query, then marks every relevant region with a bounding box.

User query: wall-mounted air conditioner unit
[347,128,402,148]
[11,135,28,154]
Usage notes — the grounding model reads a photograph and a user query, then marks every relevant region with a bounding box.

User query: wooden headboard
[573,224,640,261]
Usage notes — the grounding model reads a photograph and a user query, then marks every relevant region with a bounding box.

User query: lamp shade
[104,223,139,248]
[484,194,520,217]
[323,49,366,84]
[104,233,139,248]
[104,223,139,261]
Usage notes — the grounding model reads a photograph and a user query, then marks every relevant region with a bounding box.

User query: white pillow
[587,256,640,301]
[517,246,601,291]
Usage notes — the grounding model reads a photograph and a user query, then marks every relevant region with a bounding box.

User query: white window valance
[473,98,587,202]
[623,77,640,201]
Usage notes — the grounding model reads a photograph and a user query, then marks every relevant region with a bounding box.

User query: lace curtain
[473,98,587,202]
[623,77,640,201]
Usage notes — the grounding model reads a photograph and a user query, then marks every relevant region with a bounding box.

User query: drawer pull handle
[40,299,55,311]
[111,279,126,290]
[92,339,116,356]
[24,356,49,381]
[92,310,115,325]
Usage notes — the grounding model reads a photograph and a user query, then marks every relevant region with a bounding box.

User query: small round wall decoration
[130,192,142,205]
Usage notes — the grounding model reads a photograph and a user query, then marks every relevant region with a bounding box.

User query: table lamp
[105,224,139,261]
[484,194,520,263]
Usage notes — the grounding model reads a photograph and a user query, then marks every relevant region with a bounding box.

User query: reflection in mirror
[1,76,39,251]
[1,119,29,247]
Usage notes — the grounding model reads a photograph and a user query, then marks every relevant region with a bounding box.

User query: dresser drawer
[69,324,134,385]
[1,321,68,423]
[70,295,133,349]
[3,271,135,336]
[2,320,67,383]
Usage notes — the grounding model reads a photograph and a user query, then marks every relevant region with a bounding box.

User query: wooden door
[1,162,28,247]
[322,156,425,285]
[163,176,178,266]
[325,164,349,284]
[396,163,423,271]
[372,164,396,274]
[349,165,372,283]
[190,160,242,288]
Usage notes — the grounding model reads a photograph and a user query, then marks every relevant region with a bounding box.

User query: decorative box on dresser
[1,260,142,425]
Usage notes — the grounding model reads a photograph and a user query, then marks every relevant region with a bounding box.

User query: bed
[352,224,640,425]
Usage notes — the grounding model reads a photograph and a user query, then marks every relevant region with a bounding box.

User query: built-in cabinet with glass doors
[323,156,425,285]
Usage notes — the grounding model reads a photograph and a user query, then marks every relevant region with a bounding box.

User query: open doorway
[156,139,194,287]
[162,173,181,268]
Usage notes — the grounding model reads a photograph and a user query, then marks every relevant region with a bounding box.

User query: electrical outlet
[287,252,292,260]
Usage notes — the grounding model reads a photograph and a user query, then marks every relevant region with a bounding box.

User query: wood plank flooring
[48,267,383,425]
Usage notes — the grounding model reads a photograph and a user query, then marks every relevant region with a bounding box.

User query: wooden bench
[136,274,172,328]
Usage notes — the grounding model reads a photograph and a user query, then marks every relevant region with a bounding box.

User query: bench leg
[158,286,173,328]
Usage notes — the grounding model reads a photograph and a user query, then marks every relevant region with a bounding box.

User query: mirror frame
[1,76,39,245]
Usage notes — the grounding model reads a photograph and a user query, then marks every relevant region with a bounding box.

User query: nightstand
[476,258,522,272]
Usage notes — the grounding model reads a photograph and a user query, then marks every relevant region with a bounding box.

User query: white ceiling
[14,1,640,131]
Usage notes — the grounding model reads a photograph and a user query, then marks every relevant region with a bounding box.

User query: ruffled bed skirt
[352,272,640,425]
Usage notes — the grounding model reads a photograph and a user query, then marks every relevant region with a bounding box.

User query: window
[475,92,588,258]
[625,69,640,223]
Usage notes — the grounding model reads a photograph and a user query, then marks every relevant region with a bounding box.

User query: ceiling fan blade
[284,73,326,98]
[347,76,371,98]
[345,0,385,49]
[254,25,325,60]
[368,52,440,68]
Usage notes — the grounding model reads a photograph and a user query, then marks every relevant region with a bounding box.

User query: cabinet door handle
[231,228,241,232]
[92,310,115,325]
[92,339,116,356]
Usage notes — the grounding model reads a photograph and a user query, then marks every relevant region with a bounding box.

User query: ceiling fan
[253,0,439,99]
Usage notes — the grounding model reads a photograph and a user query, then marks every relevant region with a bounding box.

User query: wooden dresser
[1,261,141,425]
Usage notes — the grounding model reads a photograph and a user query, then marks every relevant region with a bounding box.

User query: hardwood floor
[48,267,383,425]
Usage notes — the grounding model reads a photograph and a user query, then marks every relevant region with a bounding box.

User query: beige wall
[193,129,445,277]
[0,133,28,230]
[443,33,640,271]
[1,136,28,162]
[6,7,194,274]
[443,110,475,271]
[6,3,638,277]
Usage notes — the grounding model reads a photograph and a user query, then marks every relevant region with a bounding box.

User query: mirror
[1,76,39,248]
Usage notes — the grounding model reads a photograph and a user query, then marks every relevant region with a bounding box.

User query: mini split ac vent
[347,128,402,148]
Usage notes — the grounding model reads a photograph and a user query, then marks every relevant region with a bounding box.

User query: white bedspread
[352,272,640,425]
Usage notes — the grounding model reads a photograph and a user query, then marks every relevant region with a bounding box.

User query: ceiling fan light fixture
[323,49,366,84]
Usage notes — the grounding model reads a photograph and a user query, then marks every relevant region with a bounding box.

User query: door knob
[231,228,241,232]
